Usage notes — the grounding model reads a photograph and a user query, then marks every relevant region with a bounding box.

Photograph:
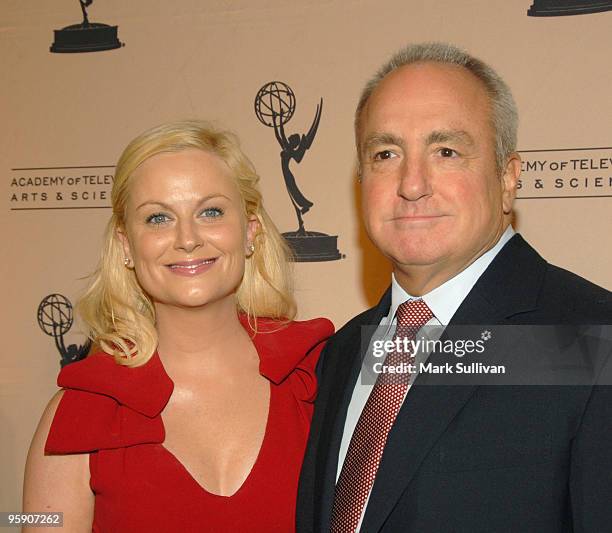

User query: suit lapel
[316,289,391,531]
[359,301,496,532]
[361,234,547,532]
[361,382,480,531]
[450,234,546,324]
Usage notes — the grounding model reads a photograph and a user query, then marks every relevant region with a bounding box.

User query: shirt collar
[387,226,515,326]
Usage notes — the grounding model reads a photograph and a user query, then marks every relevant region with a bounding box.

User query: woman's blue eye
[146,213,170,225]
[201,207,224,218]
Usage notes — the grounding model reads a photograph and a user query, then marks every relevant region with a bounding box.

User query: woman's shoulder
[248,316,334,346]
[44,351,172,454]
[288,316,335,340]
[56,350,173,414]
[247,316,334,401]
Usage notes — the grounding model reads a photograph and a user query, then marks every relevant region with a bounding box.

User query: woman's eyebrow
[135,194,230,211]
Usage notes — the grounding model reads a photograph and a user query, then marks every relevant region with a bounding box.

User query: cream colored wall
[2,0,610,511]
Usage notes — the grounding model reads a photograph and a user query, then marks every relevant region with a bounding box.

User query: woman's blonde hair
[77,120,296,367]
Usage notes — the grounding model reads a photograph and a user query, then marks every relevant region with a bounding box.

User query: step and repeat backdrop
[1,0,611,511]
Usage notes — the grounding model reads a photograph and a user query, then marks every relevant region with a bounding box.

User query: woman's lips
[166,258,217,276]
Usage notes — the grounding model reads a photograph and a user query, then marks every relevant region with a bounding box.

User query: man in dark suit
[297,42,612,532]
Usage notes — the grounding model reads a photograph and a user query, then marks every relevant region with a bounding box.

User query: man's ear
[501,152,521,214]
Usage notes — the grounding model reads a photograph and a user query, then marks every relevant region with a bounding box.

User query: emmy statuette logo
[51,0,124,53]
[527,0,612,16]
[255,81,342,262]
[37,294,91,367]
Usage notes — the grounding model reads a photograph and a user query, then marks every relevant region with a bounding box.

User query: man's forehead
[362,66,491,127]
[379,61,484,90]
[366,62,490,115]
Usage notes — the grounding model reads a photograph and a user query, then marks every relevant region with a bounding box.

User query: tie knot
[395,299,433,333]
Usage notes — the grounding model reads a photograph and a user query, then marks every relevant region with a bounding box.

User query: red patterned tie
[330,299,434,532]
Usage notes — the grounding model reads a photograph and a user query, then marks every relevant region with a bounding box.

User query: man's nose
[398,156,432,201]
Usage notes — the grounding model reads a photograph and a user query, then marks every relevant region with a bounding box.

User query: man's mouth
[391,214,446,221]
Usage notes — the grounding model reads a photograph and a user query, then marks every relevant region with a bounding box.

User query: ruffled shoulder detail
[240,315,334,402]
[45,352,173,454]
[45,317,333,453]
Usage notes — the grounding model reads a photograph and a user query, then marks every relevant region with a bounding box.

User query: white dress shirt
[336,226,515,531]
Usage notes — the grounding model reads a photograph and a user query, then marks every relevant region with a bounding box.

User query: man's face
[358,62,519,294]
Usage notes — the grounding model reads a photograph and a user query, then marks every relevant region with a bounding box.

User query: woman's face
[117,148,257,310]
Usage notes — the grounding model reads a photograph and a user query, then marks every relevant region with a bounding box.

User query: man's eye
[374,150,396,161]
[201,207,224,218]
[146,213,170,225]
[438,147,458,158]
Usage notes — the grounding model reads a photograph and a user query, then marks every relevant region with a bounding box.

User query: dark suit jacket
[297,235,612,533]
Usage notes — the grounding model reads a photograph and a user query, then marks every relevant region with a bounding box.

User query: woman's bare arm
[22,390,94,532]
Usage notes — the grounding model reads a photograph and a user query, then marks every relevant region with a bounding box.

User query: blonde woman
[23,121,333,532]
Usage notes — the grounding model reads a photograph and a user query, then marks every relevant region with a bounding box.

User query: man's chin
[387,248,448,269]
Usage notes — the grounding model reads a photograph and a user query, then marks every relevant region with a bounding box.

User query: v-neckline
[155,317,274,498]
[159,380,273,498]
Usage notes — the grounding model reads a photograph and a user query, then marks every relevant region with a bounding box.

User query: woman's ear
[116,227,133,266]
[246,215,260,255]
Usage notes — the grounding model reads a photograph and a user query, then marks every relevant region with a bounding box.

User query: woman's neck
[153,297,249,369]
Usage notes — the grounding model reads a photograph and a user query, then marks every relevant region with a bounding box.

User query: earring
[247,243,255,256]
[124,257,131,267]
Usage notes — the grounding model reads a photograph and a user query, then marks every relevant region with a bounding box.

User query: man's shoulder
[324,303,385,351]
[479,234,611,323]
[539,262,611,322]
[335,306,377,338]
[543,262,610,298]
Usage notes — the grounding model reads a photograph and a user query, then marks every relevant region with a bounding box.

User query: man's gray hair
[355,42,518,173]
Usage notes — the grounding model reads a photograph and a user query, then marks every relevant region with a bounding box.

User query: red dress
[45,316,333,533]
